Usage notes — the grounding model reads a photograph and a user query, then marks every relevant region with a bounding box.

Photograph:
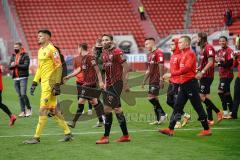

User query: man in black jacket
[9,42,32,117]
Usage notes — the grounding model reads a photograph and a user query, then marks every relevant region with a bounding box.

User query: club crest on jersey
[91,60,96,65]
[82,65,86,70]
[109,54,113,61]
[209,50,213,55]
[159,57,163,62]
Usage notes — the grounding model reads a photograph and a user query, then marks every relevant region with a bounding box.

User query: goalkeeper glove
[30,81,38,96]
[52,83,61,96]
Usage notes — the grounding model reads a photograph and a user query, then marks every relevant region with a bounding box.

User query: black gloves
[30,81,38,96]
[52,83,61,96]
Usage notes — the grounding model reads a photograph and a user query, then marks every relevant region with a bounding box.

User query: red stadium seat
[13,0,146,52]
[142,0,187,37]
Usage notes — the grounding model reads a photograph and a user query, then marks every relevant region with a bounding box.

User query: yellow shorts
[40,91,57,109]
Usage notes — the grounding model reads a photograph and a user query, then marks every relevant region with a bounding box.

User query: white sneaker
[82,110,85,115]
[158,114,167,124]
[25,109,32,117]
[93,121,104,128]
[223,111,231,119]
[18,112,25,117]
[149,121,159,125]
[88,110,93,115]
[174,121,182,129]
[182,113,191,127]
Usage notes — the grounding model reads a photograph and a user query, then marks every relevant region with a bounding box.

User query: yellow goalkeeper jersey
[33,43,62,89]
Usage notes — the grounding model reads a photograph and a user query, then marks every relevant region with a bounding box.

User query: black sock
[94,100,104,122]
[154,107,160,121]
[169,112,181,130]
[204,98,220,113]
[98,117,103,123]
[0,103,12,118]
[199,118,209,130]
[73,104,84,122]
[206,106,213,121]
[88,102,93,110]
[218,93,227,111]
[104,112,113,137]
[225,94,233,112]
[116,112,128,136]
[149,98,165,121]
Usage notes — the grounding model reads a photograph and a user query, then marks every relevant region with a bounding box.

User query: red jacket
[171,47,196,84]
[170,38,181,84]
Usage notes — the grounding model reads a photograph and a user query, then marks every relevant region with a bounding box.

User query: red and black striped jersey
[199,43,215,78]
[81,53,97,86]
[102,48,126,86]
[148,48,164,85]
[216,47,234,78]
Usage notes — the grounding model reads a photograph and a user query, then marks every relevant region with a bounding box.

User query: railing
[2,0,19,41]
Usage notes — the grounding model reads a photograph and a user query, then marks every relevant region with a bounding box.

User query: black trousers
[232,77,240,118]
[169,79,208,130]
[0,91,12,117]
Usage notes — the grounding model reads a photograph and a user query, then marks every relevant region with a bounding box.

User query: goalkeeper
[23,29,72,144]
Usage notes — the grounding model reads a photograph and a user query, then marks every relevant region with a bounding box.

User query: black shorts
[199,78,213,94]
[76,83,99,100]
[103,80,123,108]
[218,78,233,93]
[148,84,160,96]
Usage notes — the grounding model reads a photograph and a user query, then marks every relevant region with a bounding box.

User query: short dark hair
[219,36,228,41]
[145,37,155,42]
[198,32,208,42]
[14,42,22,47]
[79,43,88,51]
[102,34,113,41]
[180,35,191,44]
[38,29,51,37]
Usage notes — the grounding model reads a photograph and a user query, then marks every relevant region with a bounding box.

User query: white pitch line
[0,127,239,138]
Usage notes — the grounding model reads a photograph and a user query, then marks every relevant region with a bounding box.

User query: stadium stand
[141,0,187,37]
[190,0,240,33]
[12,0,146,55]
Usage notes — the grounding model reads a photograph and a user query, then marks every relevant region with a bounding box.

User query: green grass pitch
[0,72,239,160]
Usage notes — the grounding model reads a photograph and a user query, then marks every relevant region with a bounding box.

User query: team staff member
[164,38,190,128]
[142,37,167,125]
[8,42,32,117]
[196,32,222,125]
[160,36,211,137]
[216,36,234,119]
[23,29,72,144]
